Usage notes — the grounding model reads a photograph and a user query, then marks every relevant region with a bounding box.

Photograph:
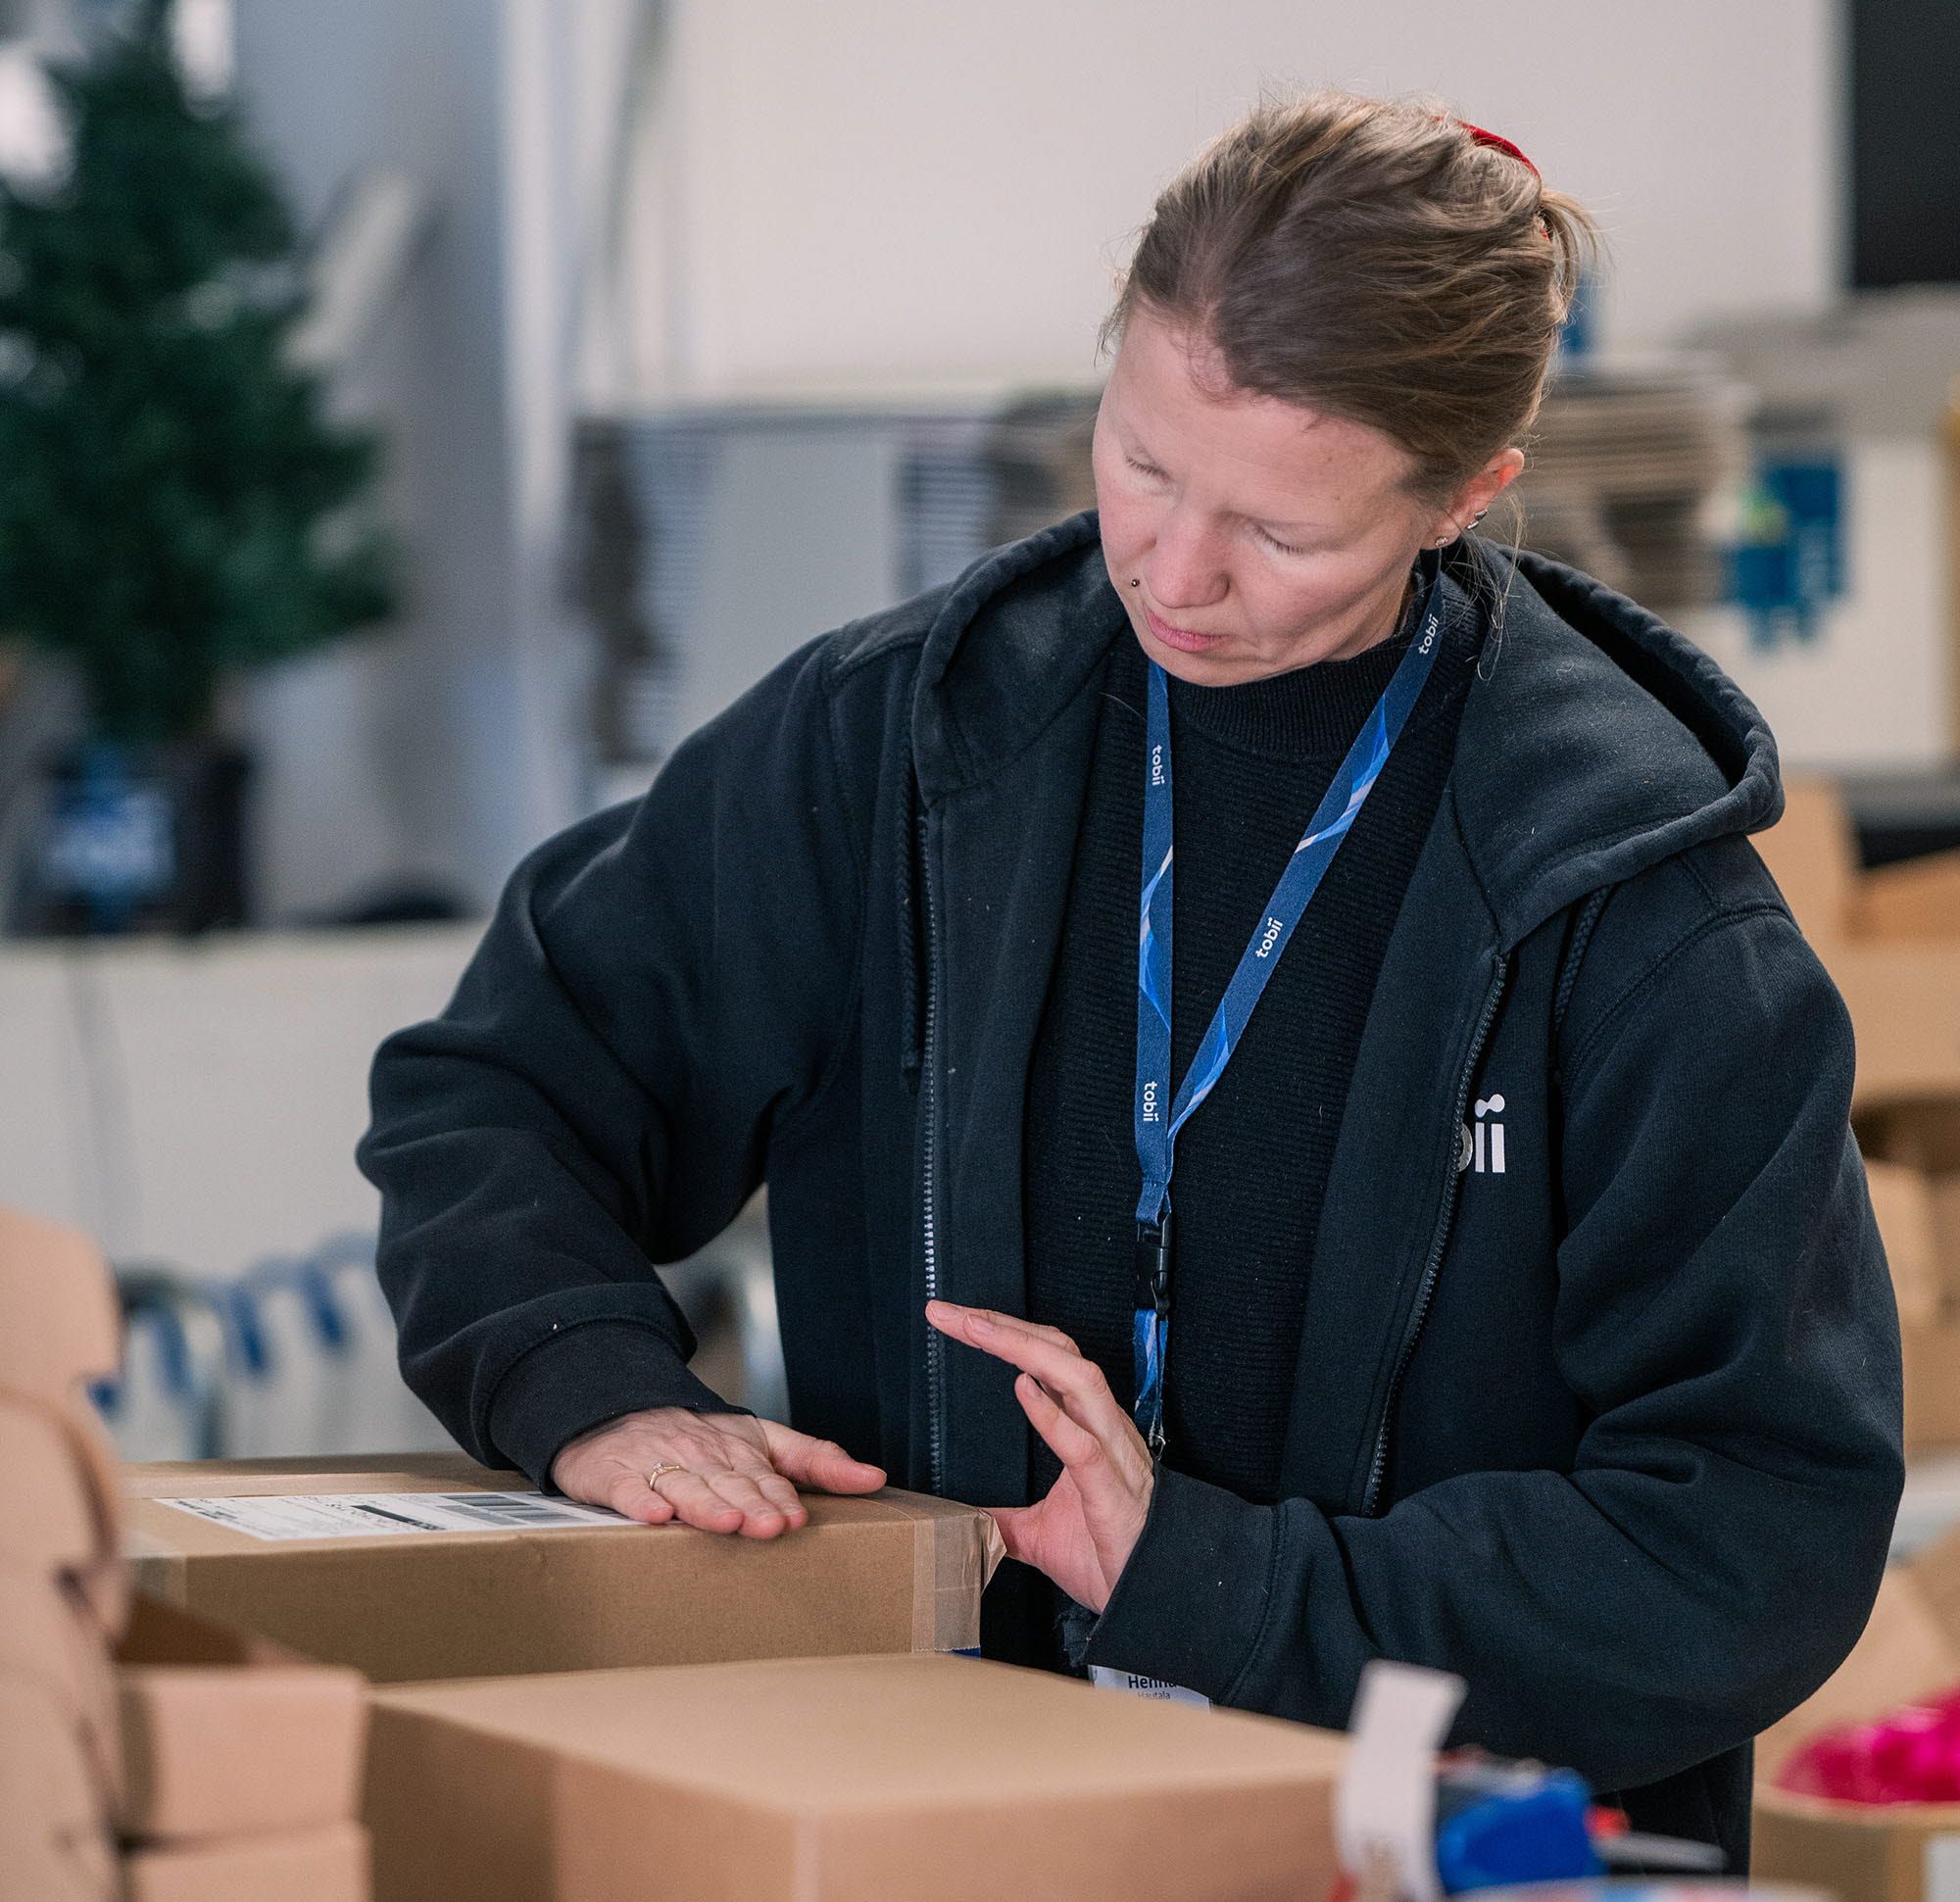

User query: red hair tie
[1459,121,1541,180]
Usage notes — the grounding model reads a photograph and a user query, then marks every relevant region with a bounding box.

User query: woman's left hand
[924,1300,1153,1614]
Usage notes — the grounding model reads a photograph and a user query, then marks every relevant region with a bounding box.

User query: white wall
[627,0,1840,397]
[228,0,606,922]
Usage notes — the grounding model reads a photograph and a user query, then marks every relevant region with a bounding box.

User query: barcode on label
[432,1493,589,1525]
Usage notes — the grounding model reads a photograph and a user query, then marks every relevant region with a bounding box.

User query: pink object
[1777,1686,1960,1805]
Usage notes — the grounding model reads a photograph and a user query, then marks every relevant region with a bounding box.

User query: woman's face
[1094,304,1457,687]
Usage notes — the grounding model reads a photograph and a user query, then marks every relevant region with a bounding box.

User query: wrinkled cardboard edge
[858,1492,1003,1652]
[895,1497,1004,1652]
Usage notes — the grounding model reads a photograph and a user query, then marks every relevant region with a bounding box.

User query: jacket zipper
[1360,953,1509,1518]
[917,806,947,1495]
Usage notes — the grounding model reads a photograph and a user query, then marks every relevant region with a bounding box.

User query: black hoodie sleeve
[355,636,864,1487]
[1078,884,1904,1793]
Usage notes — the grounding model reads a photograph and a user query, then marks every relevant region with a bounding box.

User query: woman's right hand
[550,1406,887,1537]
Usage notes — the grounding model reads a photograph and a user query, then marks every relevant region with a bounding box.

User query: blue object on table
[1435,1766,1602,1893]
[1726,454,1845,650]
[41,741,176,931]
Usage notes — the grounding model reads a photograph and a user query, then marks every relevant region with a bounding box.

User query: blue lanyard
[1130,562,1447,1455]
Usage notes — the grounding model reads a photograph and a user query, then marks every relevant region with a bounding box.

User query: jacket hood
[909,508,1783,951]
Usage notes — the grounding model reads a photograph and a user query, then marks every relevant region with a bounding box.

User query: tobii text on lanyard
[1130,560,1448,1457]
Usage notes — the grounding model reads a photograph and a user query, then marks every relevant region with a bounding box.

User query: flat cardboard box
[366,1652,1347,1902]
[1755,1522,1960,1902]
[117,1593,367,1843]
[0,1205,122,1406]
[122,1821,368,1902]
[124,1456,1002,1683]
[2,1390,127,1632]
[0,1671,117,1861]
[0,1563,120,1809]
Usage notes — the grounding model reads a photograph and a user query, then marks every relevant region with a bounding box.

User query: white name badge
[1089,1664,1210,1709]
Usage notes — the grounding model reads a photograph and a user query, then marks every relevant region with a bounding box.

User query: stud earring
[1129,577,1139,587]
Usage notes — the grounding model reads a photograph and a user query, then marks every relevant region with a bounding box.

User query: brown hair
[1098,87,1603,573]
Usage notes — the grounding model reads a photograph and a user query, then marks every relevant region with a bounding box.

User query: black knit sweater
[998,571,1482,1664]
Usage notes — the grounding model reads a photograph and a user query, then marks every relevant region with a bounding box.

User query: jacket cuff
[1074,1465,1281,1702]
[486,1319,747,1490]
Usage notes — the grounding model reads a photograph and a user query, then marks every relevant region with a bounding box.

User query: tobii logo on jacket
[1456,1094,1507,1175]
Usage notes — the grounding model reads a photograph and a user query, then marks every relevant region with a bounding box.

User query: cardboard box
[1854,1102,1960,1451]
[2,1661,122,1899]
[124,1456,1002,1683]
[1760,779,1863,951]
[1864,1159,1944,1327]
[1759,777,1960,951]
[1861,855,1960,942]
[122,1822,368,1902]
[1835,948,1960,1109]
[116,1594,367,1842]
[1,1390,127,1632]
[366,1652,1348,1902]
[1755,1524,1960,1902]
[0,1564,120,1810]
[1754,780,1960,1108]
[0,1205,122,1405]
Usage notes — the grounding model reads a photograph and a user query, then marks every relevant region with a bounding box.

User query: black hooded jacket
[358,508,1904,1871]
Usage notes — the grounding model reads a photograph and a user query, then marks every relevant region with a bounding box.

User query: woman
[359,90,1902,1869]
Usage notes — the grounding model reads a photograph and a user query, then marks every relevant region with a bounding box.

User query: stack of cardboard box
[1,1206,134,1899]
[0,1209,373,1899]
[1757,779,1960,1105]
[1757,780,1960,1447]
[3,1201,1354,1898]
[115,1594,368,1899]
[115,1454,1351,1898]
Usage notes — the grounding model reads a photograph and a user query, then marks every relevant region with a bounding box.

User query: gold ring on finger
[646,1462,690,1491]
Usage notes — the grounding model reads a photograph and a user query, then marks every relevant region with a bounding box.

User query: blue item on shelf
[1435,1766,1602,1893]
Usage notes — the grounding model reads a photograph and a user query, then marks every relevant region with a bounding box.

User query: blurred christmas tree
[0,0,394,746]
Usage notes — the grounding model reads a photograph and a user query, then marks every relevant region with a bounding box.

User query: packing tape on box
[882,1492,1007,1653]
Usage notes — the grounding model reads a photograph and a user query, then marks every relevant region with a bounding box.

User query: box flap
[116,1593,366,1844]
